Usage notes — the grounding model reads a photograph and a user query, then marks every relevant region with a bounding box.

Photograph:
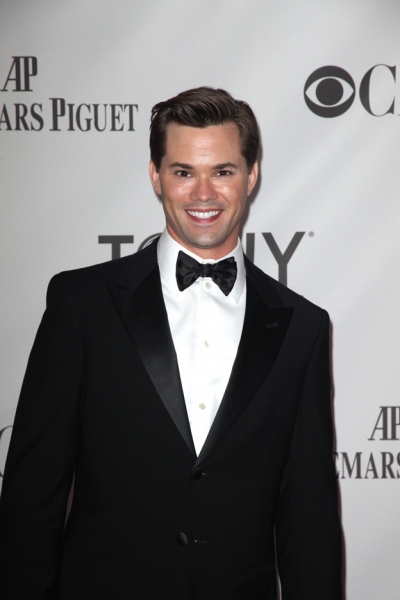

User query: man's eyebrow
[168,162,193,169]
[168,162,238,170]
[212,162,238,170]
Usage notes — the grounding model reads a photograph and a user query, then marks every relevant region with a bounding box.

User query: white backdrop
[1,1,400,598]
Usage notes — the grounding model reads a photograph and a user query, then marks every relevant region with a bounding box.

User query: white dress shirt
[157,229,246,455]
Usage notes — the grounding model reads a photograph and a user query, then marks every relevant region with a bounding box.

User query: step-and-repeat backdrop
[1,1,399,598]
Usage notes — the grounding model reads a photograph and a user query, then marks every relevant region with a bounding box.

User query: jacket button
[192,468,203,480]
[176,532,188,546]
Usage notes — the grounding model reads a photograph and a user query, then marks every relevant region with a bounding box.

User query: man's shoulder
[55,241,158,289]
[50,243,157,295]
[245,257,327,319]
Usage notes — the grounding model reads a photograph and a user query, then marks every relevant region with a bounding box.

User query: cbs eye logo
[304,64,396,117]
[304,66,355,117]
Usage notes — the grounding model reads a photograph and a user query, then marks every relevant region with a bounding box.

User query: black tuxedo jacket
[0,241,342,599]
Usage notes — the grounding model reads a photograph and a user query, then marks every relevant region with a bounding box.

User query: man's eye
[176,170,191,178]
[216,170,231,177]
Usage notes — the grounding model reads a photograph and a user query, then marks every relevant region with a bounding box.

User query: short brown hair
[150,86,260,171]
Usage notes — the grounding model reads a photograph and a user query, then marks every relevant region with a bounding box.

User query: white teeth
[187,210,220,219]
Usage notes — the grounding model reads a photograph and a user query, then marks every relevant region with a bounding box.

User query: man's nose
[190,176,218,202]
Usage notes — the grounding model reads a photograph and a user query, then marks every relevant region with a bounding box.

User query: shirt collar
[157,228,246,304]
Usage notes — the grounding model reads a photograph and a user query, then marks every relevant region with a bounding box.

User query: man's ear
[247,161,259,196]
[149,160,162,195]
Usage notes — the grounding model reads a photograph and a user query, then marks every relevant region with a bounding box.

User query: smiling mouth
[186,210,222,220]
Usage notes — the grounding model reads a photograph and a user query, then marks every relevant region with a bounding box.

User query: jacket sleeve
[0,274,85,599]
[275,310,343,600]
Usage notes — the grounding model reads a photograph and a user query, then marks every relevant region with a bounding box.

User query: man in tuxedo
[0,87,342,599]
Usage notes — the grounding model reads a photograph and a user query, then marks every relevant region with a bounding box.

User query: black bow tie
[176,251,237,296]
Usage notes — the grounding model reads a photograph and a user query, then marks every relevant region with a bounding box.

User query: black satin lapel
[108,268,196,457]
[195,279,293,467]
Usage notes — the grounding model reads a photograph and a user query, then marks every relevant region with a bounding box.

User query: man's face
[149,122,258,259]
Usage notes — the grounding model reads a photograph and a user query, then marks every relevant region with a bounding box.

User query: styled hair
[150,86,260,171]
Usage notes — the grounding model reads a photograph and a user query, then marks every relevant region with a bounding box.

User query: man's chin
[167,223,235,255]
[182,233,225,251]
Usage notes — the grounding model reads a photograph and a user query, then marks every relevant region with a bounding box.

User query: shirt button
[204,340,209,348]
[199,403,206,410]
[204,282,212,290]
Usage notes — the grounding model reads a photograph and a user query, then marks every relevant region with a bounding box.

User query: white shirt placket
[189,278,217,454]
